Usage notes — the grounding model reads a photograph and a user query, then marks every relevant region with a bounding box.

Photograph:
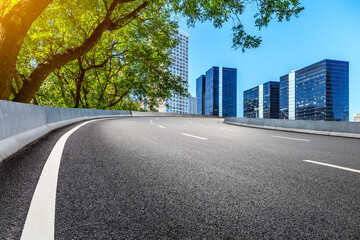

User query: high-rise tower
[166,30,189,114]
[280,59,349,121]
[197,67,237,117]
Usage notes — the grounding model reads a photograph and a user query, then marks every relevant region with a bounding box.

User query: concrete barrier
[0,101,224,163]
[0,100,130,163]
[224,117,360,139]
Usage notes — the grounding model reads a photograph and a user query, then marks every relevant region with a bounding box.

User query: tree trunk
[13,1,148,103]
[0,0,52,100]
[13,19,110,103]
[74,58,85,108]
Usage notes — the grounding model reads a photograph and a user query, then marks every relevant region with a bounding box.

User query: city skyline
[179,0,360,120]
[243,59,349,121]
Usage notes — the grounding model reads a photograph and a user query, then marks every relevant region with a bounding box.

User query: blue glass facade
[279,75,289,119]
[280,59,349,121]
[243,86,259,118]
[263,81,280,119]
[205,67,219,116]
[204,67,237,117]
[222,67,237,117]
[325,60,349,121]
[243,81,279,119]
[196,75,205,115]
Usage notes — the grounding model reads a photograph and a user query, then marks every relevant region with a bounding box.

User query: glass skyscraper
[279,74,289,119]
[280,59,349,121]
[196,75,205,115]
[166,30,189,114]
[197,67,237,117]
[243,86,259,118]
[263,81,280,118]
[243,81,279,119]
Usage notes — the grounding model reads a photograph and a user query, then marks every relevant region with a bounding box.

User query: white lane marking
[181,133,208,140]
[21,120,98,240]
[150,122,154,124]
[220,127,235,132]
[272,135,310,142]
[304,160,360,174]
[158,125,165,129]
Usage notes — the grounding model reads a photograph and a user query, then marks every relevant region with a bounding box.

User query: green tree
[0,0,304,103]
[15,1,185,109]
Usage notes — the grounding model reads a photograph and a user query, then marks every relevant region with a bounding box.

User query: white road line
[220,127,235,132]
[21,120,98,240]
[150,122,154,124]
[304,160,360,174]
[181,133,208,140]
[158,125,165,129]
[272,135,310,142]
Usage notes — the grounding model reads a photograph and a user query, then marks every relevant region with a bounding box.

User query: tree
[0,0,304,103]
[0,0,51,100]
[33,7,186,109]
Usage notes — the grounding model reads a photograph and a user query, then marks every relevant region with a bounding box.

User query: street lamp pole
[254,107,259,118]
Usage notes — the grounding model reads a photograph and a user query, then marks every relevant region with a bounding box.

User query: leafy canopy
[5,0,303,108]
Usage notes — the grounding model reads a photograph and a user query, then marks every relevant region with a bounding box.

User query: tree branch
[13,0,146,103]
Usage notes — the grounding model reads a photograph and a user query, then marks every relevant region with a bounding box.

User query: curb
[224,121,360,139]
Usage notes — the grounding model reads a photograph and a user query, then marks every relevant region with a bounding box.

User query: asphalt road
[1,117,360,239]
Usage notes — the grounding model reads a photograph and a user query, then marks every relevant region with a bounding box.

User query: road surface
[0,117,359,239]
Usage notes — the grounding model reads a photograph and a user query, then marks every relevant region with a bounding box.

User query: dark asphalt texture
[1,117,360,239]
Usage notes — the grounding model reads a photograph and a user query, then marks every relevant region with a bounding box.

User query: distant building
[196,67,237,117]
[243,86,259,118]
[279,73,291,119]
[188,96,197,114]
[143,30,189,113]
[141,99,166,112]
[354,114,360,122]
[280,59,349,121]
[165,30,189,114]
[196,75,206,115]
[243,81,279,119]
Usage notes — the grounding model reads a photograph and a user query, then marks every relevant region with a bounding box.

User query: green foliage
[170,0,304,52]
[17,0,186,110]
[11,0,303,107]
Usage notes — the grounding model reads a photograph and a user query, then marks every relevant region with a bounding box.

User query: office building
[243,86,259,118]
[196,75,205,115]
[165,30,189,114]
[280,59,349,121]
[196,67,237,117]
[354,114,360,122]
[243,81,279,119]
[188,96,197,114]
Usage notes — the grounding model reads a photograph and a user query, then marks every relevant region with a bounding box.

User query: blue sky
[178,0,360,120]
